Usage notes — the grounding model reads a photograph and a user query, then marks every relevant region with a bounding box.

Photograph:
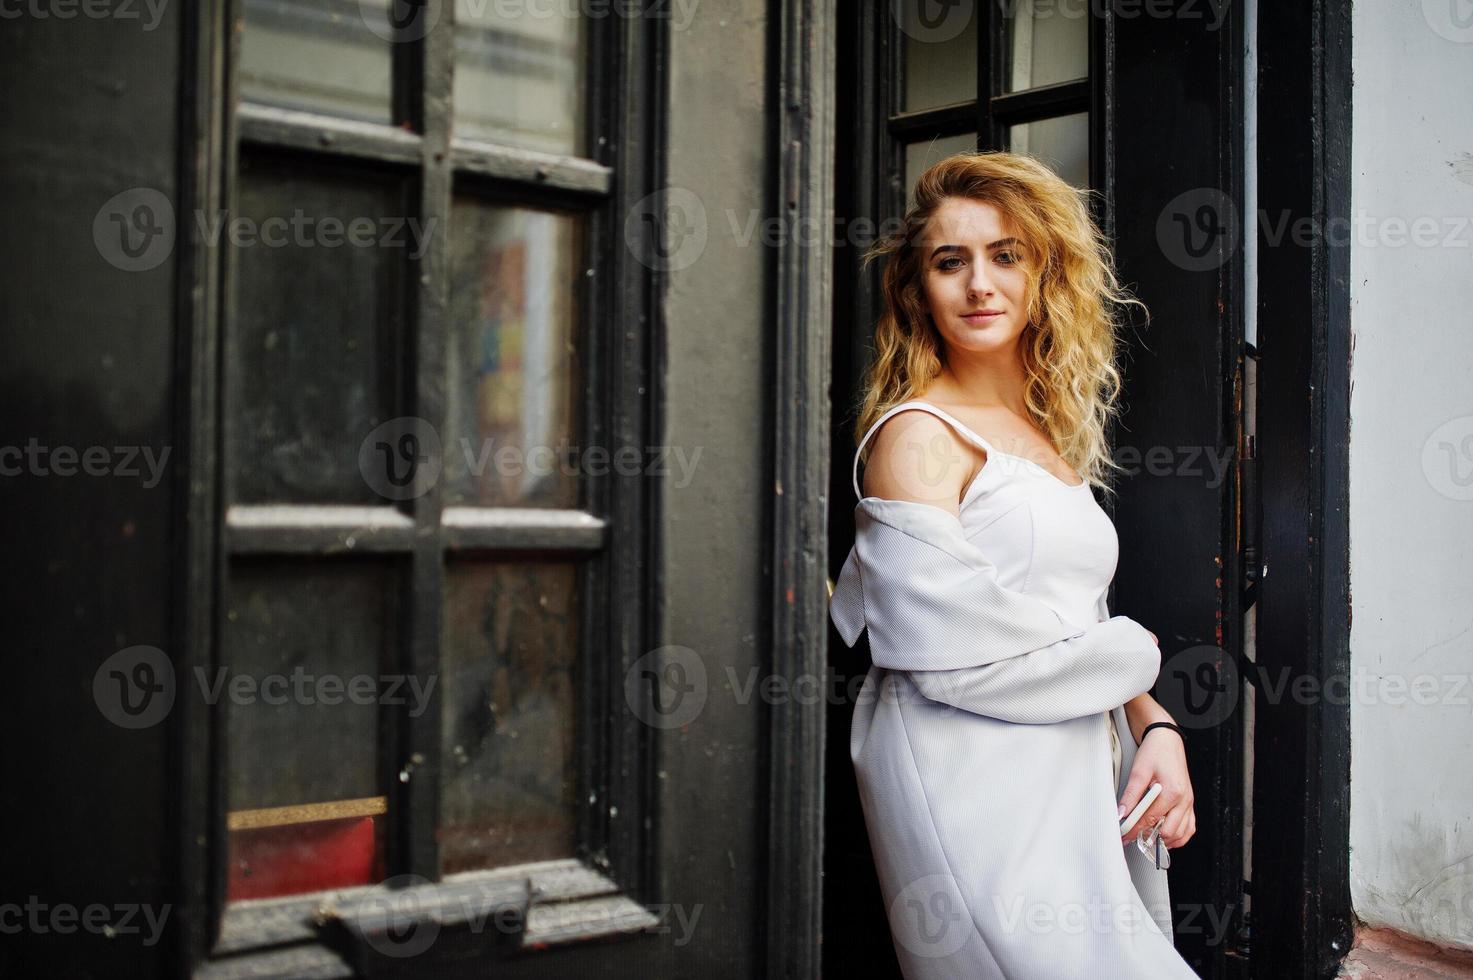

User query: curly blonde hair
[855,150,1146,496]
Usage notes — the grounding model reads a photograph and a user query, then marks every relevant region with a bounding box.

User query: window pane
[231,155,411,505]
[1009,112,1090,189]
[440,561,580,874]
[902,5,978,111]
[239,0,393,123]
[445,200,583,509]
[905,133,978,210]
[223,559,398,901]
[1002,0,1089,93]
[453,0,586,155]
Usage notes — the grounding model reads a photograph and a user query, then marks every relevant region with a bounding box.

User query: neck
[931,344,1030,416]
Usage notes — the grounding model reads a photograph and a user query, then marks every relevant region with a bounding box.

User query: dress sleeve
[830,497,1159,723]
[906,617,1160,724]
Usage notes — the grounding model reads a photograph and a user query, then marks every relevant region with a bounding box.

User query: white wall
[1349,0,1473,951]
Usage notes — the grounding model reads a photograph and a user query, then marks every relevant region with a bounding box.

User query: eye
[937,256,964,271]
[994,250,1017,265]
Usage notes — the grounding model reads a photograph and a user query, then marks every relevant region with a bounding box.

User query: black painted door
[825,4,1250,978]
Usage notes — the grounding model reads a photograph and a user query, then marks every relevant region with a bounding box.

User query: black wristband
[1140,721,1184,745]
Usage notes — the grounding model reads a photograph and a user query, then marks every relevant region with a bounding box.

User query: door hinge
[1239,434,1262,611]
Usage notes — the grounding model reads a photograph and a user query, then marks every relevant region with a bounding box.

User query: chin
[950,330,1021,354]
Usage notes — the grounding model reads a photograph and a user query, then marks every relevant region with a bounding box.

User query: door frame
[1249,0,1355,973]
[766,0,837,977]
[819,2,1355,978]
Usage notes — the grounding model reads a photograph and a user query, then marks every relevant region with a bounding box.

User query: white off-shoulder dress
[831,400,1198,979]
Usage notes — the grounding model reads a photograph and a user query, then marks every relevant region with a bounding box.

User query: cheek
[921,272,949,310]
[999,268,1029,299]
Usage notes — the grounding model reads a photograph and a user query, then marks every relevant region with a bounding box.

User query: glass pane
[902,4,978,111]
[453,0,586,155]
[1002,0,1089,93]
[440,561,580,874]
[905,133,978,210]
[1009,112,1090,189]
[223,559,398,901]
[445,200,583,509]
[231,155,411,505]
[239,0,393,123]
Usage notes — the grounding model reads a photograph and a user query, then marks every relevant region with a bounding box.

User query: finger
[1138,799,1176,840]
[1165,805,1196,848]
[1121,800,1166,842]
[1117,772,1154,821]
[1118,794,1158,839]
[1160,806,1189,846]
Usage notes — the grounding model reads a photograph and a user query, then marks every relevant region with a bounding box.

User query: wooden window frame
[174,1,671,974]
[831,6,1290,979]
[885,3,1108,208]
[839,2,1356,976]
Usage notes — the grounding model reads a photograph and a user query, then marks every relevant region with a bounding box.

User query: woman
[829,151,1198,978]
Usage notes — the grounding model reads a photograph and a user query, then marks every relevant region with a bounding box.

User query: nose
[967,260,994,299]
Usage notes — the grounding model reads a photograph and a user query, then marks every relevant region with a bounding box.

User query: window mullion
[979,0,1001,150]
[399,7,454,882]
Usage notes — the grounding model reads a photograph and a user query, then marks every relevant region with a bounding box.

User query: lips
[962,311,1003,321]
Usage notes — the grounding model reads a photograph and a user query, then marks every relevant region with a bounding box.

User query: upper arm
[861,410,985,517]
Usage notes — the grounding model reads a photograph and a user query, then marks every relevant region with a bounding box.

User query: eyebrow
[929,238,1020,259]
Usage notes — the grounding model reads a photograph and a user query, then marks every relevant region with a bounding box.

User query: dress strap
[851,400,995,500]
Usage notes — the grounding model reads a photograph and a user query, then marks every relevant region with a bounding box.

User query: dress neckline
[897,400,1090,491]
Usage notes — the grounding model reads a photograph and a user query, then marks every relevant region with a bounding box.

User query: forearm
[1122,692,1176,745]
[909,617,1161,724]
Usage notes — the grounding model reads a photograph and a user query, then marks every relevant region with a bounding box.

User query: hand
[1117,728,1195,849]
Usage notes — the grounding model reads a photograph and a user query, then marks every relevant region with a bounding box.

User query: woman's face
[918,197,1031,359]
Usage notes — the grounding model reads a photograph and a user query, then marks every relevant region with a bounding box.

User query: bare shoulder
[861,408,985,513]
